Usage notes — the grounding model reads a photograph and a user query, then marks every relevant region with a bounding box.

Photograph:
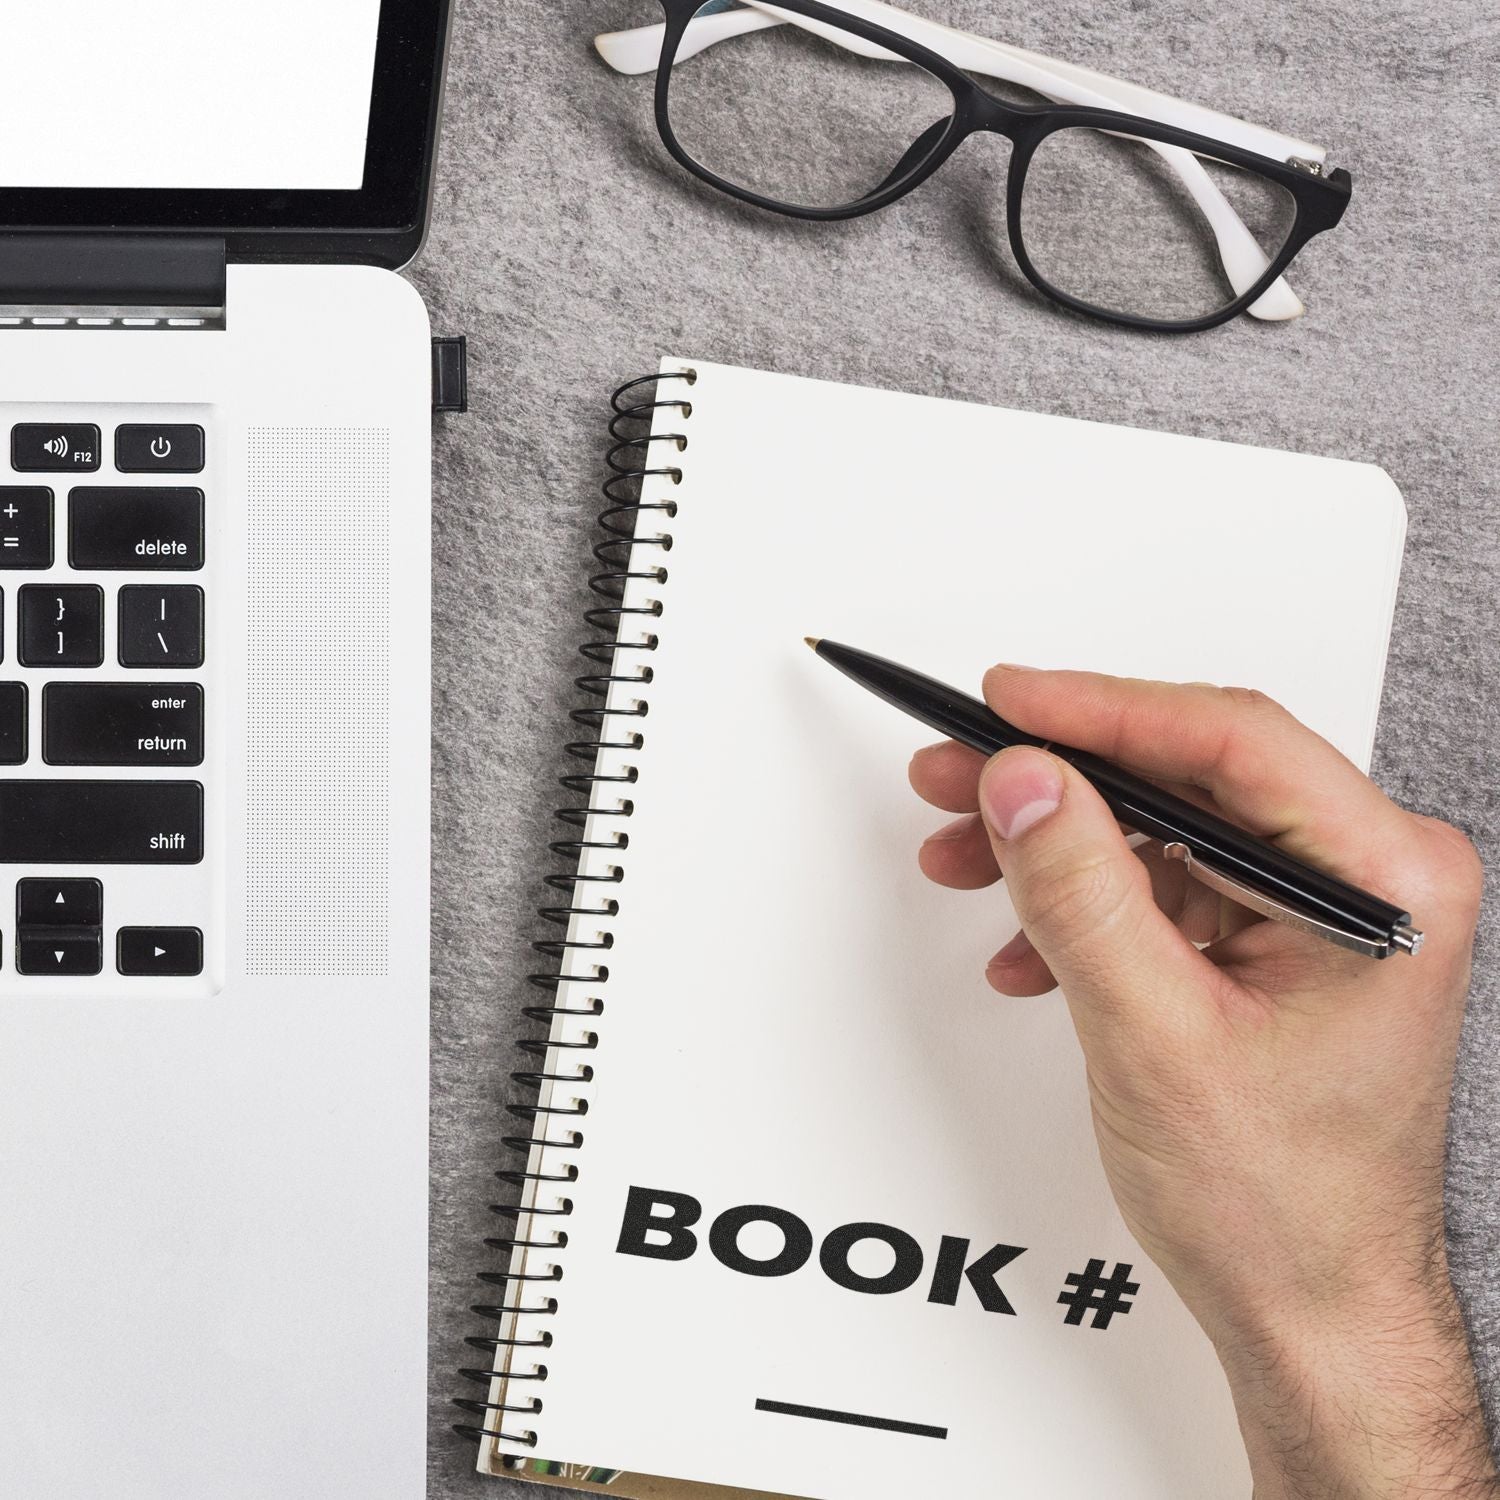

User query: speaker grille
[246,428,391,977]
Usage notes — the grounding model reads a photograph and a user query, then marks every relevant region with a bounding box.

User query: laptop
[0,4,452,1496]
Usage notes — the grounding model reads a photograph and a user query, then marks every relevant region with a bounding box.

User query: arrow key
[117,926,202,977]
[18,877,103,927]
[17,930,102,975]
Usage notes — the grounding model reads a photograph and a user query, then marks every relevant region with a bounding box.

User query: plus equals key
[0,487,56,570]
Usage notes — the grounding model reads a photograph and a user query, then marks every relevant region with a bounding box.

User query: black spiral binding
[453,370,695,1457]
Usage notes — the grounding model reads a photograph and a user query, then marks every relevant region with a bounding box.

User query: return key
[43,683,203,766]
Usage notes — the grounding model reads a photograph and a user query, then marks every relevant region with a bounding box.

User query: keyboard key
[114,424,205,474]
[68,488,203,571]
[17,877,102,926]
[118,585,204,668]
[0,488,54,568]
[0,682,27,764]
[0,780,202,863]
[17,930,103,976]
[10,423,100,473]
[117,926,202,977]
[19,584,103,667]
[43,682,203,766]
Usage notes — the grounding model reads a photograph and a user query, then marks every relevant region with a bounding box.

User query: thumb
[977,745,1216,1038]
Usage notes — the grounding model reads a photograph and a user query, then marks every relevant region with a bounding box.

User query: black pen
[806,637,1422,960]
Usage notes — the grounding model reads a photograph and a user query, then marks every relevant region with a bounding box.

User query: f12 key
[11,424,100,473]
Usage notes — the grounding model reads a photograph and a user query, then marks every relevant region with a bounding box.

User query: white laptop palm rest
[0,4,450,1495]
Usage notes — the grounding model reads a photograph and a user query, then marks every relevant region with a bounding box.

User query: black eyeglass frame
[649,0,1352,332]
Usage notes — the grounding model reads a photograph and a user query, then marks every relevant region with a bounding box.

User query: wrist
[1214,1274,1498,1498]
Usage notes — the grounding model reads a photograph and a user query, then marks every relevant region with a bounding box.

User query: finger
[909,740,986,813]
[985,927,1059,996]
[916,737,1228,835]
[982,666,1414,885]
[976,745,1228,1045]
[1200,915,1363,1003]
[924,807,1251,936]
[1134,840,1242,945]
[917,812,1000,890]
[1134,839,1190,923]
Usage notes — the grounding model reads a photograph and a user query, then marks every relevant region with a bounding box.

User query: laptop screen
[0,0,449,265]
[0,1,382,191]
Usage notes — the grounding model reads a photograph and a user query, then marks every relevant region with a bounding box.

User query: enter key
[43,683,203,766]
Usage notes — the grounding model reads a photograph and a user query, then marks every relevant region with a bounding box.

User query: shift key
[0,781,202,863]
[69,488,203,570]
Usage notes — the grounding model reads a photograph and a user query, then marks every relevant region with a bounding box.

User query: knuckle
[1427,822,1485,910]
[1022,849,1129,939]
[1207,687,1298,800]
[1217,684,1285,717]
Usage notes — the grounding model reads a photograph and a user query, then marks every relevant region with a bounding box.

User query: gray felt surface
[410,2,1500,1494]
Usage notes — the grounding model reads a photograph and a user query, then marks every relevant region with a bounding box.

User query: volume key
[11,424,101,473]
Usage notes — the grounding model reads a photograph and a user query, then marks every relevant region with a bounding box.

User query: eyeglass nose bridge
[952,87,1055,153]
[847,88,1048,221]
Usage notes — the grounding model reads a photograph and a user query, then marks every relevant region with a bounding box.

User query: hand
[910,666,1496,1498]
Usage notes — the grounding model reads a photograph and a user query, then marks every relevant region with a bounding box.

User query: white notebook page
[485,359,1406,1498]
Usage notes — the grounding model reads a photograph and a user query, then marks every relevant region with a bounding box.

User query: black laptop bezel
[0,0,452,268]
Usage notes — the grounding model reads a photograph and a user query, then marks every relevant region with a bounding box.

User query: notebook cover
[470,358,1407,1498]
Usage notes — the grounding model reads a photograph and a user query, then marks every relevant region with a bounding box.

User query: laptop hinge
[0,234,226,329]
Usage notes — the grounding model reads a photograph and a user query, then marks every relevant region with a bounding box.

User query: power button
[115,424,205,474]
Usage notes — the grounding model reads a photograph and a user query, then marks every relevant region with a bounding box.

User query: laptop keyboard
[1,405,217,988]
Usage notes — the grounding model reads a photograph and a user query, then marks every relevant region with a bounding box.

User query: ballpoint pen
[806,637,1423,960]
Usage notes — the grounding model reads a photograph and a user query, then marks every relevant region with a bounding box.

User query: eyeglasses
[595,0,1352,332]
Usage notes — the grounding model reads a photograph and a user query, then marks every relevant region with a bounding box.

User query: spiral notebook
[460,359,1408,1499]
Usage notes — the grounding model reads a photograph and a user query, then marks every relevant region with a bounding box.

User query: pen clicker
[807,637,1422,960]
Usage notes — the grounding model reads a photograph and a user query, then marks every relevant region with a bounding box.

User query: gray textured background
[410,2,1499,1494]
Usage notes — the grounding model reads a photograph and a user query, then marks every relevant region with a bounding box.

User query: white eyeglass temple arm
[598,3,1322,162]
[595,2,1325,320]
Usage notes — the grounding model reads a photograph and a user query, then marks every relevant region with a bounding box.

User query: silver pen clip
[1161,842,1422,959]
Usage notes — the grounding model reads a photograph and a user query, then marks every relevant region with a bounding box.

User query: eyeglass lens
[665,2,957,212]
[663,4,1299,324]
[1019,128,1298,323]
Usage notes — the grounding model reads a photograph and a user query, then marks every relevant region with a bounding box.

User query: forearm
[1220,1278,1499,1499]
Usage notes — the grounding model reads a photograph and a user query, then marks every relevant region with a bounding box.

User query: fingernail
[980,750,1063,840]
[924,813,977,844]
[989,928,1034,967]
[990,662,1038,672]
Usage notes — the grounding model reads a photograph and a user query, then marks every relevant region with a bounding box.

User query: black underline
[753,1398,948,1440]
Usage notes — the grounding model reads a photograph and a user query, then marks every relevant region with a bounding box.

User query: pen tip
[804,636,821,650]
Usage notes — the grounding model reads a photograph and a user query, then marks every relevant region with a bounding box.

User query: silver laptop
[0,4,451,1495]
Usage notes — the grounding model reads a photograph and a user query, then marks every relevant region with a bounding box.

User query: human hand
[910,666,1496,1498]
